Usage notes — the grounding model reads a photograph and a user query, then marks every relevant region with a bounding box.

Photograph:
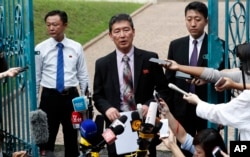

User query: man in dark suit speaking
[93,13,170,157]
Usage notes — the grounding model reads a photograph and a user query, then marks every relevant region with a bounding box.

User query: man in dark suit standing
[93,13,170,157]
[165,1,226,157]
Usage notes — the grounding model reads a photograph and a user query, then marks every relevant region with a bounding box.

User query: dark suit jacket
[165,34,226,135]
[93,47,170,124]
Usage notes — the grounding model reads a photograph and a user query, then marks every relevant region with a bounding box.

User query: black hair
[44,10,68,24]
[237,42,250,75]
[108,13,134,33]
[185,1,208,19]
[193,128,227,157]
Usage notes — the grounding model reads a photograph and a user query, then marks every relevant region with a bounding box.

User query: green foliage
[33,0,143,44]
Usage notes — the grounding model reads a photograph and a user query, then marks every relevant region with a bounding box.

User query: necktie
[121,55,135,111]
[56,43,64,93]
[189,40,198,93]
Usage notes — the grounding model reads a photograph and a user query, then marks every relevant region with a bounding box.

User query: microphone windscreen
[80,119,97,139]
[119,115,128,124]
[29,109,49,144]
[112,125,124,135]
[72,96,88,112]
[131,111,142,131]
[110,115,128,128]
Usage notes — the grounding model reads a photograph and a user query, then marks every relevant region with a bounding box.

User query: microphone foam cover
[113,125,124,135]
[80,119,97,139]
[119,115,128,124]
[29,109,49,144]
[131,111,142,131]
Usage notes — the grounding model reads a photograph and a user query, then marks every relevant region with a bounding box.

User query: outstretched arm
[163,59,205,78]
[160,129,185,157]
[159,98,187,144]
[0,67,21,79]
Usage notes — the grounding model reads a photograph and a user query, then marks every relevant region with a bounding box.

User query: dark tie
[189,40,198,93]
[56,43,64,93]
[121,55,135,111]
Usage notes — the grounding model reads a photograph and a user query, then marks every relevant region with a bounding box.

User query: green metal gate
[0,0,37,156]
[207,0,249,147]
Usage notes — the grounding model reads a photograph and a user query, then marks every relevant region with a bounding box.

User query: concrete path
[53,1,235,156]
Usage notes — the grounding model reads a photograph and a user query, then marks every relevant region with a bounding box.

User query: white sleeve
[196,90,250,131]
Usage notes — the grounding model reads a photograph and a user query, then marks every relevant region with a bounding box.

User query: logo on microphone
[72,96,88,112]
[131,120,142,131]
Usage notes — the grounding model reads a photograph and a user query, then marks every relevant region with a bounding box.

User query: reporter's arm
[164,59,205,77]
[161,130,185,157]
[159,99,187,144]
[0,67,21,79]
[162,138,185,157]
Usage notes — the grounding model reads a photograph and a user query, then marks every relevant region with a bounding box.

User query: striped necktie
[121,55,135,111]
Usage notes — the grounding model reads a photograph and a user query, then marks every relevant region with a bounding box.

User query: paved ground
[53,0,237,156]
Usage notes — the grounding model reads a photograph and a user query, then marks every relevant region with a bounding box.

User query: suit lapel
[109,51,120,95]
[133,48,143,94]
[197,34,208,66]
[182,37,190,65]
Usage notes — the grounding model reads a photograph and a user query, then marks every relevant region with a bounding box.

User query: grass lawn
[33,0,144,45]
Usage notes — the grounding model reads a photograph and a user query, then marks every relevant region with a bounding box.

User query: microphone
[72,96,88,119]
[79,115,105,155]
[102,125,124,145]
[136,102,159,157]
[131,111,142,132]
[168,83,188,96]
[80,119,97,140]
[29,109,49,145]
[95,116,127,147]
[71,111,83,129]
[137,103,143,119]
[143,102,158,132]
[110,115,127,128]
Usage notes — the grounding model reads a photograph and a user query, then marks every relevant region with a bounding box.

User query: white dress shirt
[35,36,89,96]
[196,90,250,140]
[189,33,205,63]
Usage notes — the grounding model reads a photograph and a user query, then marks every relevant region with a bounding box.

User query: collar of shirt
[116,46,135,63]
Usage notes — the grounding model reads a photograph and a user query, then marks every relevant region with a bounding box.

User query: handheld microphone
[110,115,127,128]
[136,102,159,156]
[102,125,124,145]
[71,111,83,129]
[137,103,143,119]
[95,124,126,148]
[145,102,158,128]
[131,111,142,132]
[72,96,88,115]
[79,115,105,155]
[168,83,188,96]
[29,109,49,145]
[80,119,97,140]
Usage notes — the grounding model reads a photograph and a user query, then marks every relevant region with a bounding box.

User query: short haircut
[108,13,134,33]
[185,1,208,19]
[44,10,68,24]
